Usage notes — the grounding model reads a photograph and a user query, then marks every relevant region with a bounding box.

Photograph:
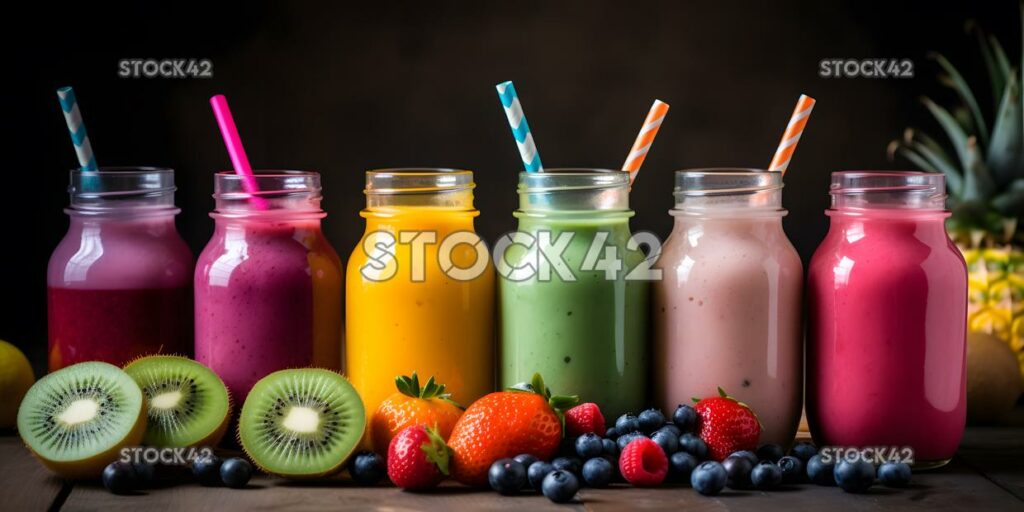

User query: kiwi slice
[123,355,231,448]
[17,361,146,479]
[238,368,365,478]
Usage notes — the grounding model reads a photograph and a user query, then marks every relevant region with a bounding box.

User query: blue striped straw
[56,86,98,172]
[496,81,543,172]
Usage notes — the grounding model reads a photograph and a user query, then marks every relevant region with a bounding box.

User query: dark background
[4,0,1018,375]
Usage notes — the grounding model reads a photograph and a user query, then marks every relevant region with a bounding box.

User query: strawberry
[448,373,579,487]
[564,402,605,437]
[619,437,668,486]
[693,387,762,461]
[371,373,463,454]
[387,425,452,491]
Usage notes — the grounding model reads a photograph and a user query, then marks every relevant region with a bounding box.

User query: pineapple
[888,2,1024,378]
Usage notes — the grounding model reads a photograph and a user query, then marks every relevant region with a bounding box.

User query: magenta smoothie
[807,172,967,467]
[654,170,803,446]
[194,172,343,401]
[47,168,193,370]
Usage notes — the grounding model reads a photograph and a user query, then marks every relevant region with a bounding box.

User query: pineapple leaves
[987,71,1024,186]
[963,136,996,203]
[992,178,1024,218]
[889,129,964,197]
[931,52,990,146]
[967,20,1010,110]
[922,96,974,175]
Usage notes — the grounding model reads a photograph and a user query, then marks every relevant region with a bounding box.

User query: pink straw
[210,95,268,209]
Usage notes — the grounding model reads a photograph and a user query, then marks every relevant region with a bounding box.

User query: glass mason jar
[654,169,803,447]
[346,169,495,441]
[47,167,194,370]
[498,169,648,419]
[194,171,343,401]
[807,171,967,468]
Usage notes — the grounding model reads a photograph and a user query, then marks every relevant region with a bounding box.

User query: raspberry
[564,402,606,437]
[619,437,668,486]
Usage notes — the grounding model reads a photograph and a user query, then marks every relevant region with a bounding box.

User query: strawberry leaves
[419,425,453,476]
[394,372,463,408]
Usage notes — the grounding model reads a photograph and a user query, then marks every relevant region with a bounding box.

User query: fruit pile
[14,360,915,502]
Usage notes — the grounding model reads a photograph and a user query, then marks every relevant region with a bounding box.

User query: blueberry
[878,462,912,488]
[834,459,875,493]
[527,461,555,491]
[581,457,613,488]
[348,451,386,486]
[672,404,697,431]
[617,431,644,452]
[638,408,666,433]
[192,454,223,487]
[722,454,754,489]
[488,458,527,495]
[657,424,682,438]
[131,461,156,488]
[605,427,619,439]
[601,438,618,457]
[102,461,137,495]
[777,455,804,483]
[575,433,604,459]
[551,456,582,476]
[220,458,253,489]
[790,441,818,462]
[678,433,708,459]
[730,450,759,466]
[691,461,728,496]
[669,452,698,480]
[513,453,539,468]
[615,414,641,433]
[756,444,785,463]
[650,429,679,455]
[542,470,580,503]
[751,461,783,490]
[807,454,836,486]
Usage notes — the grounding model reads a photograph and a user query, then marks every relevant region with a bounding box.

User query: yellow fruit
[969,307,1012,339]
[962,248,980,267]
[966,332,1023,424]
[0,340,34,428]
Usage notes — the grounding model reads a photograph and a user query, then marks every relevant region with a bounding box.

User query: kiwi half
[17,361,146,479]
[238,368,365,478]
[123,355,231,448]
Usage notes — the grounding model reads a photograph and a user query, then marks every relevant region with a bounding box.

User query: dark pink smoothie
[194,220,316,400]
[48,214,193,370]
[807,210,967,464]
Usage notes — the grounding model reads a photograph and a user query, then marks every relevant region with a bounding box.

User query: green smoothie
[499,213,649,419]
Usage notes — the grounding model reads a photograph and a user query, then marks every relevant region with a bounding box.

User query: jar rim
[673,168,783,197]
[365,168,475,195]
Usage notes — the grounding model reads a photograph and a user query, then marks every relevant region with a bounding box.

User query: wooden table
[4,427,1022,511]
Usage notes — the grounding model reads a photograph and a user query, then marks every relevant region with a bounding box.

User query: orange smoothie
[345,169,494,449]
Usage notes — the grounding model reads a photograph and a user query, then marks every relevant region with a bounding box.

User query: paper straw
[768,94,816,175]
[496,81,543,172]
[56,87,98,172]
[622,99,670,184]
[209,95,268,209]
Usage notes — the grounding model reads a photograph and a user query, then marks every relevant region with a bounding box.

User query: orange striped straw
[768,94,816,175]
[623,99,670,184]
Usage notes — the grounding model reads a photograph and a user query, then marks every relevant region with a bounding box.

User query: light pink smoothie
[194,172,343,401]
[654,170,803,446]
[807,171,967,466]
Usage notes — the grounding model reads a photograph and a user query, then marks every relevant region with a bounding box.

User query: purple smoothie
[194,171,342,401]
